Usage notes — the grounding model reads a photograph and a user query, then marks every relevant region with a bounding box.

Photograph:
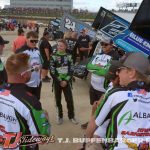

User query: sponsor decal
[0,112,17,124]
[101,20,128,38]
[118,111,135,126]
[128,93,133,97]
[123,136,150,150]
[118,111,150,126]
[0,89,10,96]
[137,89,147,96]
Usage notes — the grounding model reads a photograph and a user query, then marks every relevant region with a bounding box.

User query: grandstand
[116,2,141,11]
[10,0,73,10]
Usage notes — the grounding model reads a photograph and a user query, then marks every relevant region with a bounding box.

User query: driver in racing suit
[50,39,78,125]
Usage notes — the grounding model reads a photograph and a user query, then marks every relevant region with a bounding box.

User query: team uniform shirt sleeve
[87,54,111,76]
[20,98,50,136]
[49,55,61,82]
[95,93,114,127]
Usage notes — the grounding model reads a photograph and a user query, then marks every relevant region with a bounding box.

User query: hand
[92,101,99,115]
[43,110,50,122]
[60,81,67,87]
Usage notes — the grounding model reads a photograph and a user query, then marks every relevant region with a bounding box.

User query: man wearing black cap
[0,36,9,85]
[39,31,52,82]
[77,29,91,61]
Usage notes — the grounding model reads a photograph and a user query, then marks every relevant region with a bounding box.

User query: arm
[87,57,110,76]
[86,93,113,138]
[86,116,98,138]
[86,95,104,138]
[49,55,60,82]
[17,97,51,136]
[12,41,16,53]
[44,48,50,61]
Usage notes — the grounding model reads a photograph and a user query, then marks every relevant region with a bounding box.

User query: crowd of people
[0,25,150,150]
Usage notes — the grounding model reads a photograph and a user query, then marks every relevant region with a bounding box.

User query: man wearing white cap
[81,37,119,129]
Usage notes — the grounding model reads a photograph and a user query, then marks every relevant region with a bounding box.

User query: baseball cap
[101,36,113,44]
[111,52,150,75]
[105,65,118,80]
[0,36,9,45]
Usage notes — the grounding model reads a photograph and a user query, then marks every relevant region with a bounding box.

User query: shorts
[42,60,49,70]
[89,85,104,105]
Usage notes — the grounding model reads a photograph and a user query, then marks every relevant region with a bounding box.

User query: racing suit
[50,51,75,119]
[0,83,50,150]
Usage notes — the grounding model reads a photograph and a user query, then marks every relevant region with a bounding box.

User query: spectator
[16,31,42,101]
[39,31,52,82]
[1,53,50,150]
[13,28,27,53]
[50,39,78,125]
[64,31,78,64]
[0,36,9,85]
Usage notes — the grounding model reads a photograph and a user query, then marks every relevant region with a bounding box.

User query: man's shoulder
[4,84,41,109]
[108,50,120,60]
[16,44,28,53]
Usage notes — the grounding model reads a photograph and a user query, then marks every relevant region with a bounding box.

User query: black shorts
[42,60,49,70]
[89,85,104,105]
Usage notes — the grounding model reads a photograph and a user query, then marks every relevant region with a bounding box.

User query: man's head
[100,37,113,54]
[18,28,24,36]
[80,29,86,36]
[26,31,38,48]
[111,52,150,86]
[43,31,50,39]
[6,53,32,83]
[105,65,119,87]
[0,36,9,55]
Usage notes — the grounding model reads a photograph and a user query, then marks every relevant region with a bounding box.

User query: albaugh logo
[118,111,135,126]
[119,111,150,126]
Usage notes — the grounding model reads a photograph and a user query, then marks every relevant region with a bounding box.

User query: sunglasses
[100,42,109,47]
[117,67,128,73]
[30,40,38,44]
[20,67,35,76]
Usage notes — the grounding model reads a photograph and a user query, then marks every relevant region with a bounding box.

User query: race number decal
[64,18,76,31]
[101,20,128,38]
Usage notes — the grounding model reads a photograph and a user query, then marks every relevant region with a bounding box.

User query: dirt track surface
[0,27,91,150]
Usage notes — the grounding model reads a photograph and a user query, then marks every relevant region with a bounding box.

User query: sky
[0,0,142,12]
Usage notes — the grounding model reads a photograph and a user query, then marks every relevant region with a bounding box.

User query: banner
[60,13,96,38]
[94,7,150,56]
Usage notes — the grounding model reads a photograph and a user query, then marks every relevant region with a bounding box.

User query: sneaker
[57,118,63,125]
[42,78,50,82]
[72,77,76,82]
[70,118,78,125]
[81,122,88,129]
[45,76,51,80]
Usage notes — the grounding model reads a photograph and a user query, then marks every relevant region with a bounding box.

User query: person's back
[0,53,50,150]
[13,28,26,53]
[87,52,150,150]
[95,82,150,149]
